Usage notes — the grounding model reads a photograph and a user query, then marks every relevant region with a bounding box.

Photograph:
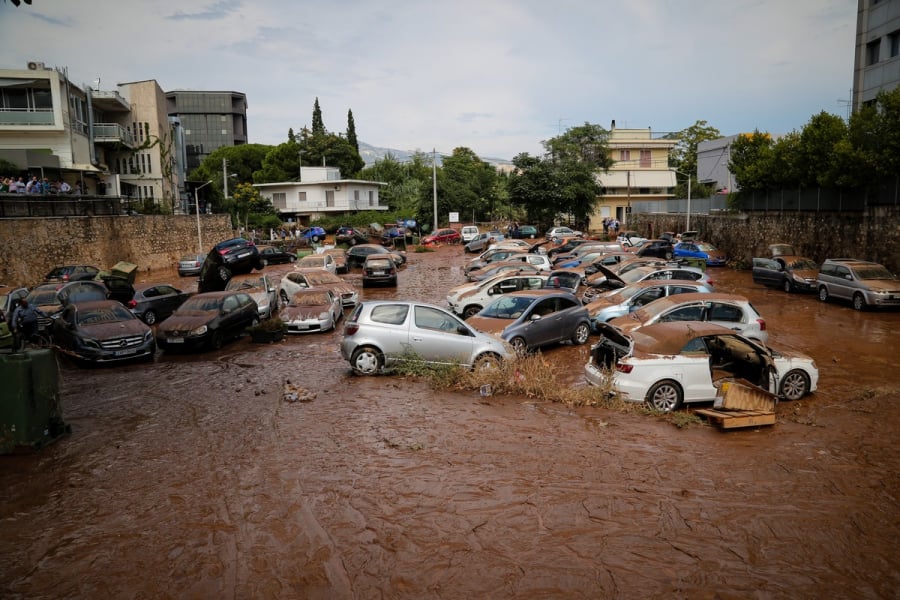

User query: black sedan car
[258,245,297,266]
[51,299,156,364]
[198,238,263,293]
[127,283,191,325]
[157,291,259,352]
[44,264,100,284]
[335,226,370,246]
[346,244,407,268]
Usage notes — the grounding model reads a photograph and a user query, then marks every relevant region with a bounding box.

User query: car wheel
[260,259,268,268]
[280,290,290,304]
[217,265,232,282]
[351,345,383,375]
[349,238,357,246]
[783,278,793,293]
[462,305,482,319]
[571,322,590,345]
[510,336,528,355]
[249,317,260,330]
[852,293,866,311]
[665,251,673,260]
[645,380,683,412]
[818,286,829,302]
[289,255,296,263]
[472,352,501,371]
[209,330,224,350]
[780,369,810,401]
[311,235,321,243]
[143,310,157,326]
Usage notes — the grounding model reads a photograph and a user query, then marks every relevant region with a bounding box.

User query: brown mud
[1,244,898,599]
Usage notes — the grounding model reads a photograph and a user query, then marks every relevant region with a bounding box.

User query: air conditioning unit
[27,61,45,70]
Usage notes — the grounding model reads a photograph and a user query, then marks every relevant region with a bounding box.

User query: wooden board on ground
[695,408,776,429]
[714,379,777,412]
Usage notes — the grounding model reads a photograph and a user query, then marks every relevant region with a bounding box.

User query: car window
[836,266,851,279]
[673,270,700,281]
[286,273,309,287]
[414,305,462,332]
[223,295,239,312]
[633,288,664,306]
[680,337,709,354]
[660,306,705,322]
[530,298,558,317]
[370,304,409,325]
[157,285,177,295]
[668,285,702,295]
[523,277,545,290]
[709,303,743,322]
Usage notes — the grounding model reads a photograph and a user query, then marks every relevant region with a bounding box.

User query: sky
[0,0,856,161]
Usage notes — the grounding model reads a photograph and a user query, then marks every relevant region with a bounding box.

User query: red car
[421,228,461,245]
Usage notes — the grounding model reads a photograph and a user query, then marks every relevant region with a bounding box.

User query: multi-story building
[0,63,177,207]
[696,134,740,194]
[589,121,676,231]
[853,0,900,111]
[254,166,388,225]
[165,90,248,173]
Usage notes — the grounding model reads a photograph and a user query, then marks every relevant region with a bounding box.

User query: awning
[598,170,676,189]
[67,163,106,173]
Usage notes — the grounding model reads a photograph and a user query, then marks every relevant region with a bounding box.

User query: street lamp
[195,180,213,254]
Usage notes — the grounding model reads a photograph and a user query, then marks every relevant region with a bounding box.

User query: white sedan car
[446,272,548,318]
[584,321,818,412]
[279,288,343,334]
[296,253,337,274]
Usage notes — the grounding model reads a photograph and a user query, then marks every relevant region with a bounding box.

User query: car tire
[472,352,502,371]
[780,369,810,401]
[209,330,224,350]
[311,235,321,243]
[665,252,673,260]
[349,238,357,246]
[260,259,268,268]
[351,345,383,375]
[783,279,793,293]
[852,293,866,311]
[217,265,231,282]
[645,380,683,412]
[289,255,296,263]
[280,290,289,304]
[462,305,482,319]
[571,322,590,345]
[510,336,528,355]
[143,310,157,326]
[818,286,829,303]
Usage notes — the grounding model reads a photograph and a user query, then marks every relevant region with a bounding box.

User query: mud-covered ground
[1,243,899,599]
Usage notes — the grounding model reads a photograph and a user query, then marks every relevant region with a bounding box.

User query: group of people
[2,298,46,352]
[602,217,621,239]
[0,176,82,195]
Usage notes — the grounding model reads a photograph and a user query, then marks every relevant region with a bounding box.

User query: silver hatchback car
[340,301,513,375]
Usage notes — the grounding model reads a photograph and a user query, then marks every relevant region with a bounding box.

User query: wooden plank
[715,380,777,412]
[695,408,776,429]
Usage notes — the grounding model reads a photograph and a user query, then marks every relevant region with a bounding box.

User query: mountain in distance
[358,141,513,169]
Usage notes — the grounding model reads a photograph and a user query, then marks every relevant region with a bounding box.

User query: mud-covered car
[296,253,337,274]
[816,258,900,310]
[335,226,369,246]
[127,283,190,325]
[466,289,591,354]
[280,268,358,308]
[225,273,280,319]
[157,291,259,352]
[752,257,819,293]
[258,245,297,266]
[323,248,349,274]
[340,301,513,375]
[673,241,728,266]
[584,280,714,331]
[43,264,100,284]
[177,254,205,277]
[362,256,398,288]
[581,263,713,302]
[584,321,818,412]
[279,289,343,334]
[51,299,155,364]
[346,244,406,269]
[447,272,548,319]
[198,238,262,293]
[421,228,461,246]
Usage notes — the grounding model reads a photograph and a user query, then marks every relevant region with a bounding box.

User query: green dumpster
[0,349,69,453]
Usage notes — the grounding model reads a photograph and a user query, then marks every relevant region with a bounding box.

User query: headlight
[189,325,208,336]
[80,337,100,349]
[143,330,153,342]
[319,312,329,320]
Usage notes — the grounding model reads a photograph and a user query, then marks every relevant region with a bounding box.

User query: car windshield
[179,296,222,312]
[789,259,818,270]
[304,271,341,285]
[480,295,535,319]
[226,278,263,290]
[77,305,134,325]
[854,266,895,280]
[297,256,325,268]
[696,243,718,252]
[28,290,60,305]
[289,292,331,306]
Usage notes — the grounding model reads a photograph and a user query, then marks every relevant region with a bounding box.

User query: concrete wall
[630,207,900,273]
[0,215,235,287]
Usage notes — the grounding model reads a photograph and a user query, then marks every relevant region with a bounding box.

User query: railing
[0,109,55,126]
[92,123,135,147]
[0,195,141,218]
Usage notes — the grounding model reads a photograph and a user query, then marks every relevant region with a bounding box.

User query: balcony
[0,108,55,126]
[93,123,135,148]
[90,90,131,113]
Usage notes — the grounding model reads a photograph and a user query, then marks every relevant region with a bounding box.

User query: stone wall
[628,207,900,273]
[0,215,235,287]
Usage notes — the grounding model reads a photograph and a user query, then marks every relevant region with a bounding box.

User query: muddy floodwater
[2,244,899,599]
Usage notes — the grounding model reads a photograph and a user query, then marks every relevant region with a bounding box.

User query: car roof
[71,299,126,311]
[193,290,242,299]
[504,289,578,299]
[639,292,747,308]
[629,321,750,355]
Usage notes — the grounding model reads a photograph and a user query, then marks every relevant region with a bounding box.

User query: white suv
[461,226,480,243]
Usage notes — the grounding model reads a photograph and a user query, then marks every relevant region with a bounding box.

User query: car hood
[281,304,329,320]
[159,311,216,330]
[587,264,624,286]
[464,315,513,335]
[859,279,900,292]
[583,296,619,316]
[80,320,148,338]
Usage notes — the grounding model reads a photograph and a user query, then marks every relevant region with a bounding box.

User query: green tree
[728,130,775,192]
[796,111,849,188]
[436,147,499,226]
[254,140,302,184]
[667,120,720,197]
[311,98,325,136]
[230,182,275,232]
[189,143,273,212]
[358,153,433,217]
[346,109,359,155]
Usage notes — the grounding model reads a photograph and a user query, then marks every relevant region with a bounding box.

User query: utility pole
[432,149,438,232]
[223,158,228,199]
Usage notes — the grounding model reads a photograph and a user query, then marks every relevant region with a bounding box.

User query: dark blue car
[299,227,326,243]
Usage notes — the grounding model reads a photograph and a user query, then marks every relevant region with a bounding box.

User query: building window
[297,191,307,202]
[890,30,900,58]
[640,150,651,168]
[867,39,881,65]
[325,191,335,207]
[272,192,286,209]
[368,190,374,206]
[619,150,630,161]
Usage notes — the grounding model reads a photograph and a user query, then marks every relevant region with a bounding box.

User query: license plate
[114,348,138,356]
[238,252,251,258]
[374,270,385,275]
[297,323,309,330]
[167,337,184,344]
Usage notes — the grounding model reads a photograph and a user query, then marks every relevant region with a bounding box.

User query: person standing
[15,176,26,193]
[12,299,45,350]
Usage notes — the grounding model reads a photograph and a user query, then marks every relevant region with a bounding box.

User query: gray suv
[817,258,900,310]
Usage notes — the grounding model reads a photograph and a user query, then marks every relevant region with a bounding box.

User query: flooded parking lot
[1,244,898,599]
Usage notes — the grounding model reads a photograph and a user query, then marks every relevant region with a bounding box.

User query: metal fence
[630,196,728,215]
[0,195,141,218]
[736,176,899,211]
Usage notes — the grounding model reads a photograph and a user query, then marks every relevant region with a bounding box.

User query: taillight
[758,318,766,331]
[345,322,359,335]
[615,362,633,374]
[218,248,229,255]
[705,278,714,286]
[128,300,137,309]
[62,274,70,281]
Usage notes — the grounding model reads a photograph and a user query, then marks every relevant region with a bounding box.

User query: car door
[752,258,782,287]
[151,285,185,320]
[677,337,719,403]
[832,264,853,300]
[409,305,476,365]
[521,297,566,347]
[656,303,706,324]
[53,305,79,350]
[219,294,246,337]
[706,301,747,333]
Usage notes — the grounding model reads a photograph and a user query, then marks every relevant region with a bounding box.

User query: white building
[253,166,388,224]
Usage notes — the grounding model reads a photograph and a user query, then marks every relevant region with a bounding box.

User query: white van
[461,225,480,243]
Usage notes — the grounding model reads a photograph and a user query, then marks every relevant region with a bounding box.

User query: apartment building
[853,0,900,111]
[166,90,248,173]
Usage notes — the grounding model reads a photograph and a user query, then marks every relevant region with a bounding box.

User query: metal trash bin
[0,349,69,453]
